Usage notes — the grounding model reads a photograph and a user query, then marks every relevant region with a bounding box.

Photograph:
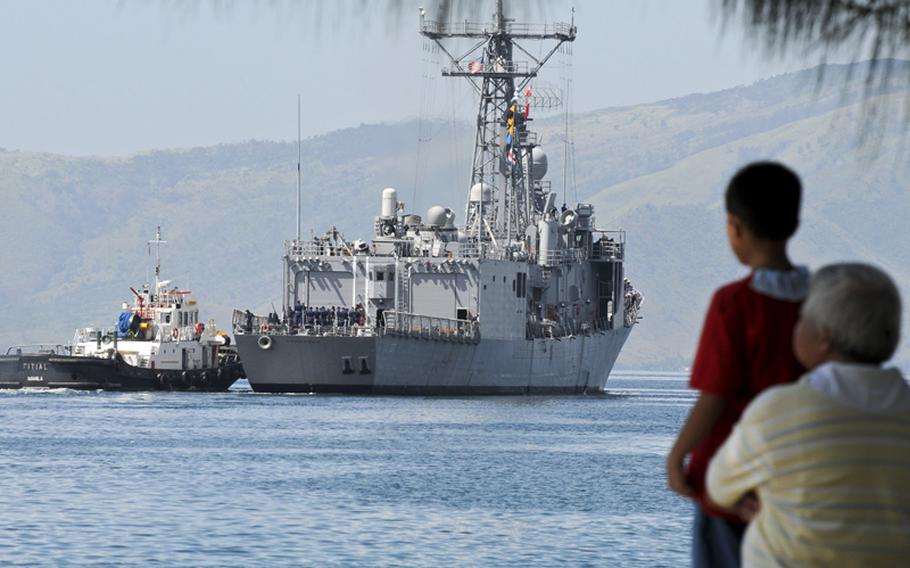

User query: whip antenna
[296,94,302,241]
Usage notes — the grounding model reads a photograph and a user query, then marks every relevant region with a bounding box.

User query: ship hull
[0,353,244,392]
[236,328,631,395]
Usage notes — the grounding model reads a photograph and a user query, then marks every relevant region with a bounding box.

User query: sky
[0,0,816,156]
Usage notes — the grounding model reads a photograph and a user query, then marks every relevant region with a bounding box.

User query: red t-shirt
[687,275,805,519]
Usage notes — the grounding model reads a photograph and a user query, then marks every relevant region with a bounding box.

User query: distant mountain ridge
[1,61,908,369]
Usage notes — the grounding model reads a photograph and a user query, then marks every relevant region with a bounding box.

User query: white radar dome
[426,206,456,228]
[381,187,398,218]
[469,183,493,203]
[530,147,548,181]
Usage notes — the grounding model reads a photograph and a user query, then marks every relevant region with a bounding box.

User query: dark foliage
[720,1,910,84]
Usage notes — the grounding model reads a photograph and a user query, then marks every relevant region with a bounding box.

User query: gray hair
[802,263,902,364]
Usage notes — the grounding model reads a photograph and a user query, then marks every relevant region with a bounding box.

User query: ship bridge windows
[369,270,394,282]
[177,312,198,326]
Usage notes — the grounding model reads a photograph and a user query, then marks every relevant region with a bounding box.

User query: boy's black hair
[725,162,801,240]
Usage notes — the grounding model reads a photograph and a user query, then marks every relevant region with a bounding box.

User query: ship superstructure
[234,1,642,394]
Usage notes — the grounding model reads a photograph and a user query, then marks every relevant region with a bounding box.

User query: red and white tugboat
[0,227,244,391]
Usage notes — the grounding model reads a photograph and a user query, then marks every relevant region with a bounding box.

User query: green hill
[1,61,908,370]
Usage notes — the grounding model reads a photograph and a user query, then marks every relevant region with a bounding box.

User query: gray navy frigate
[234,1,642,394]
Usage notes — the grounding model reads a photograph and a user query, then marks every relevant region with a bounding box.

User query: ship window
[376,271,384,281]
[512,279,516,293]
[388,272,395,282]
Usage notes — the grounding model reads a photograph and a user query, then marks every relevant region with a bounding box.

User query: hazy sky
[0,0,814,156]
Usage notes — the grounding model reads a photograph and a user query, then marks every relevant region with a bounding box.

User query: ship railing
[4,344,70,356]
[233,308,374,338]
[74,327,122,344]
[420,19,489,36]
[504,21,576,39]
[382,311,480,344]
[291,320,375,338]
[74,326,170,345]
[232,309,273,335]
[456,239,518,261]
[595,229,626,243]
[442,60,530,77]
[420,19,575,40]
[285,239,353,259]
[540,248,586,266]
[591,241,624,261]
[457,240,483,258]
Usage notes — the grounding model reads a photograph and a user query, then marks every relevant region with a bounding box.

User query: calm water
[0,374,695,567]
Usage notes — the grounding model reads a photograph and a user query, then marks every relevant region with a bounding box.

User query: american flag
[467,57,483,74]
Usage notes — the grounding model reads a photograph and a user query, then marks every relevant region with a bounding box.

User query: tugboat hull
[0,353,243,392]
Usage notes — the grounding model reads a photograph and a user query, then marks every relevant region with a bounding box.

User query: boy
[666,162,809,567]
[707,263,910,566]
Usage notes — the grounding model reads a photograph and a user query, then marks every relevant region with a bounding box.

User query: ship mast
[420,1,575,257]
[148,226,166,293]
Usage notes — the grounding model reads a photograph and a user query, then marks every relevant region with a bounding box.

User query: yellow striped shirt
[707,364,910,567]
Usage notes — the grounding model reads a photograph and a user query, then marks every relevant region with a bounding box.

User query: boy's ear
[727,213,745,238]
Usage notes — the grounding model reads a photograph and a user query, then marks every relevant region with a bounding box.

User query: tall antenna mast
[148,226,166,292]
[420,1,575,253]
[296,94,302,241]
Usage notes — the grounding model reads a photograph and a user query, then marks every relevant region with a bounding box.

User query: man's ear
[817,329,834,358]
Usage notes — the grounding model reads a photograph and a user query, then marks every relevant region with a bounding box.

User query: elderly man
[707,263,910,567]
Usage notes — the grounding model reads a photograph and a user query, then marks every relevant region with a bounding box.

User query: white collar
[750,266,810,301]
[802,362,910,413]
